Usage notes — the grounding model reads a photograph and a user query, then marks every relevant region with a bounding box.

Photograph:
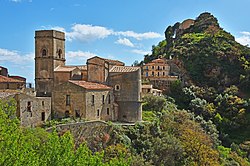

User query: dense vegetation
[146,12,250,91]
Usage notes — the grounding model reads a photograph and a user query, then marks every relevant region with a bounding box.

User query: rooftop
[54,65,78,72]
[109,66,140,73]
[0,75,24,83]
[69,80,112,90]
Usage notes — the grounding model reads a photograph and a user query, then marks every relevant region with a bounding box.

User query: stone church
[35,30,142,122]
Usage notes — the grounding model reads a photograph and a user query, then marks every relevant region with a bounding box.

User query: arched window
[58,49,62,58]
[115,84,120,91]
[41,49,47,56]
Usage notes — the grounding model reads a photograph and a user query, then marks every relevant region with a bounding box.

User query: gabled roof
[109,66,140,73]
[69,80,112,90]
[0,75,24,83]
[54,65,78,72]
[87,56,124,65]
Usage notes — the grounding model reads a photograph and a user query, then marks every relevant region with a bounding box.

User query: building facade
[142,58,178,92]
[35,30,142,123]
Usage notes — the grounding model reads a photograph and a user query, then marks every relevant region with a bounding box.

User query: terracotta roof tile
[0,75,24,83]
[69,80,112,90]
[54,66,77,72]
[109,66,140,73]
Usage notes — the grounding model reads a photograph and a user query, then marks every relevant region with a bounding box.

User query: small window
[92,95,95,105]
[107,108,110,115]
[75,110,80,118]
[115,84,120,91]
[41,112,45,121]
[108,95,111,104]
[158,72,160,76]
[66,95,70,106]
[163,66,165,70]
[146,72,148,77]
[6,83,9,89]
[97,109,100,117]
[27,101,31,112]
[163,72,165,76]
[152,66,154,69]
[42,49,47,56]
[152,72,154,76]
[58,49,62,58]
[158,66,160,70]
[102,95,105,104]
[42,101,44,106]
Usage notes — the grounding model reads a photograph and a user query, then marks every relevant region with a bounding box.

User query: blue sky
[1,0,250,83]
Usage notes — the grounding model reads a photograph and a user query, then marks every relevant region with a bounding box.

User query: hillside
[145,12,250,91]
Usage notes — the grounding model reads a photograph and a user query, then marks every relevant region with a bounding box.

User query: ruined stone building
[35,30,142,123]
[142,58,178,92]
[0,91,51,127]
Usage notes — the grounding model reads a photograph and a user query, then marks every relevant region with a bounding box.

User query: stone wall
[52,82,86,119]
[52,81,114,121]
[85,90,114,121]
[108,70,142,122]
[15,94,51,127]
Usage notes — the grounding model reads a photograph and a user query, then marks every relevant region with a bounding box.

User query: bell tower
[35,30,65,97]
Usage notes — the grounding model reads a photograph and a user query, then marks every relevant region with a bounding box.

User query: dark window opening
[42,101,44,106]
[102,95,105,104]
[115,85,120,91]
[6,83,9,89]
[152,72,154,76]
[75,110,80,118]
[92,95,95,105]
[42,49,47,56]
[108,95,111,104]
[97,109,100,117]
[58,49,62,58]
[163,72,165,76]
[147,89,150,93]
[158,66,160,70]
[123,115,127,119]
[65,110,70,118]
[107,108,110,115]
[41,112,45,121]
[152,66,154,69]
[158,72,160,76]
[66,95,70,106]
[27,101,31,112]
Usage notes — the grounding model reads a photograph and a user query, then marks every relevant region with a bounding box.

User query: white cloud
[10,0,32,2]
[0,48,33,64]
[115,31,163,40]
[67,24,114,42]
[10,0,21,2]
[67,50,98,58]
[51,26,66,32]
[236,31,250,46]
[240,31,250,36]
[116,38,134,47]
[131,49,151,55]
[41,24,163,44]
